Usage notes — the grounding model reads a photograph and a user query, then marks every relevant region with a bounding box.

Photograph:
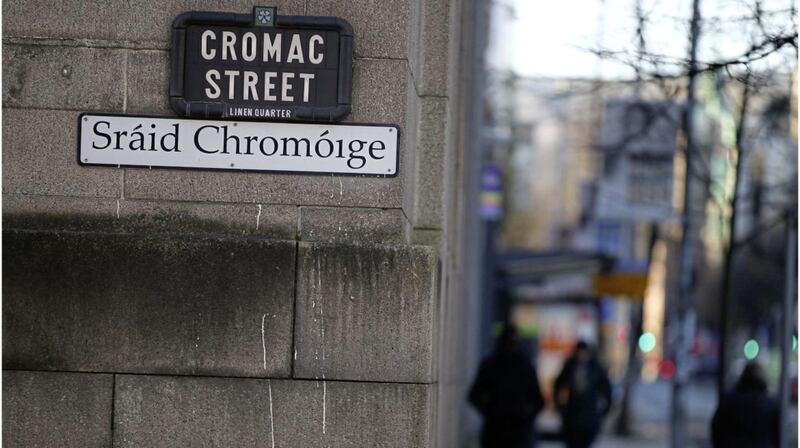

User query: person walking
[554,341,612,448]
[469,324,545,448]
[711,362,779,448]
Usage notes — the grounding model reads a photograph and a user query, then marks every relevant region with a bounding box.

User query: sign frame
[170,8,354,122]
[76,113,400,178]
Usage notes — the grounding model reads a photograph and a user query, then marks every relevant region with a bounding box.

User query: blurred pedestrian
[554,341,612,448]
[711,362,779,448]
[469,323,545,448]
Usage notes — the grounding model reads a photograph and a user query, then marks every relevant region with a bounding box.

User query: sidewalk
[540,434,665,448]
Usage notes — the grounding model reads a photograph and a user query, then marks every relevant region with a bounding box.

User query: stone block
[2,1,305,47]
[294,242,437,383]
[411,97,447,229]
[1,195,297,238]
[2,370,113,448]
[410,229,443,247]
[3,43,126,111]
[408,0,450,97]
[114,375,432,447]
[118,200,297,238]
[2,108,122,198]
[299,206,406,244]
[125,168,402,208]
[307,0,409,59]
[2,194,118,232]
[3,231,295,377]
[347,58,409,126]
[126,50,172,115]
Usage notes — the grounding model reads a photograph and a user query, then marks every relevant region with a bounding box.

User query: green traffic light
[638,332,657,353]
[744,339,759,360]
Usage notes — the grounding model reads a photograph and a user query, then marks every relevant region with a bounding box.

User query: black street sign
[170,7,353,122]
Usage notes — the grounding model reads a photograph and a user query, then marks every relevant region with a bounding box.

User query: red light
[616,327,628,342]
[659,359,676,379]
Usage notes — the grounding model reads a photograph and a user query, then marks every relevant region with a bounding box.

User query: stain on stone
[2,210,285,237]
[2,230,296,377]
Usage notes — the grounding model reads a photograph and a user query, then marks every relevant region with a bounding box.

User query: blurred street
[536,380,716,447]
[468,0,797,446]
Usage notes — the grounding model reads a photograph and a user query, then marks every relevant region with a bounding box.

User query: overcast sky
[488,0,796,80]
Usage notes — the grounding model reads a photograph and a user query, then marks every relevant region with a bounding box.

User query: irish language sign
[170,9,353,122]
[78,114,398,176]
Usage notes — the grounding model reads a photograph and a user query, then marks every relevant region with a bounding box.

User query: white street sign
[78,114,399,176]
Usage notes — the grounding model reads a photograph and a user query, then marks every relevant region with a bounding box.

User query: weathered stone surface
[2,194,118,232]
[2,108,122,198]
[118,200,297,238]
[114,375,432,447]
[1,195,297,238]
[347,58,409,126]
[126,50,172,115]
[2,0,304,47]
[411,97,448,229]
[299,206,406,244]
[294,242,437,383]
[408,0,450,97]
[3,231,295,377]
[3,44,126,111]
[3,370,113,448]
[307,0,409,59]
[410,228,443,246]
[125,168,402,208]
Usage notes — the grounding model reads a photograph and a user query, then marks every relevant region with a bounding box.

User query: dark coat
[469,350,545,448]
[554,357,612,434]
[711,387,779,448]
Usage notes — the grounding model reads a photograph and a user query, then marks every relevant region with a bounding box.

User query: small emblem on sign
[254,6,275,27]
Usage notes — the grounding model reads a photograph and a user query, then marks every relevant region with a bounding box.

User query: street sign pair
[78,7,399,176]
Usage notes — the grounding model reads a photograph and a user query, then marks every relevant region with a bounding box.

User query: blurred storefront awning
[498,250,648,302]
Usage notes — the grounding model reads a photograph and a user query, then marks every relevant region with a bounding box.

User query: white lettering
[282,72,295,101]
[263,33,281,62]
[286,34,304,63]
[222,31,237,60]
[264,72,277,101]
[243,71,258,100]
[201,30,216,60]
[224,70,240,99]
[309,35,324,64]
[242,32,257,61]
[299,73,314,102]
[205,69,221,99]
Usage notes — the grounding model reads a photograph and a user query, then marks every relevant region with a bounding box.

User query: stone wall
[2,0,469,446]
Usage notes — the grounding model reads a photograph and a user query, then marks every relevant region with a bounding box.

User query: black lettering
[130,124,144,151]
[259,136,278,156]
[315,130,333,158]
[161,124,180,152]
[243,135,257,155]
[147,125,157,151]
[347,140,367,169]
[281,137,311,157]
[368,140,386,160]
[195,125,219,153]
[335,139,345,158]
[92,121,112,149]
[113,131,128,150]
[221,126,237,154]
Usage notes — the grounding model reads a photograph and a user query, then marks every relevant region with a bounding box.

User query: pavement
[466,378,797,448]
[540,379,717,448]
